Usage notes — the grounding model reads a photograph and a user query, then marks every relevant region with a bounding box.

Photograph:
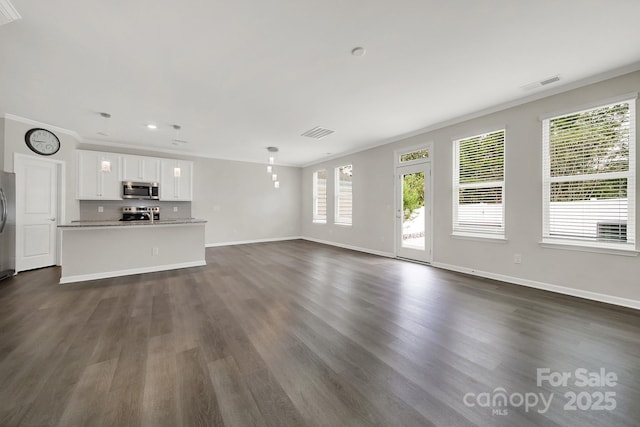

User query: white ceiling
[1,0,640,166]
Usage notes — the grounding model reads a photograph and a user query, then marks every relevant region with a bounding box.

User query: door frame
[14,153,66,270]
[394,143,433,263]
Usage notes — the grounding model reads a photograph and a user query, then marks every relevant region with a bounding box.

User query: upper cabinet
[76,151,122,200]
[122,155,161,183]
[160,159,193,201]
[76,150,193,201]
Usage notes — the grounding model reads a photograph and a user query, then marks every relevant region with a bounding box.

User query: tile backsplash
[79,200,192,221]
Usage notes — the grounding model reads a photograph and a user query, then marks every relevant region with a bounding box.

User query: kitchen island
[58,219,206,284]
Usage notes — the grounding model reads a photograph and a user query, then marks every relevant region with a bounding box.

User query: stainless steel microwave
[122,181,159,200]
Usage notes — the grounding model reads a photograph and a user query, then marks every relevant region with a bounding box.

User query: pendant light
[267,146,280,189]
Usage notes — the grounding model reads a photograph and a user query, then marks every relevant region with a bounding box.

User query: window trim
[452,129,506,239]
[334,164,353,226]
[541,96,636,251]
[539,240,639,257]
[312,169,327,224]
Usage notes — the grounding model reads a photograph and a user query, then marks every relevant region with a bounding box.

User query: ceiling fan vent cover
[301,126,335,139]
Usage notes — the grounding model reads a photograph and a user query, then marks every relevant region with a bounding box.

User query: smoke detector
[0,0,20,26]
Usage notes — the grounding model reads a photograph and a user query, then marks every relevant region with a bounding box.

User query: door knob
[48,218,56,222]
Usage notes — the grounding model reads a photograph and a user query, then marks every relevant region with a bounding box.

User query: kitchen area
[58,149,206,284]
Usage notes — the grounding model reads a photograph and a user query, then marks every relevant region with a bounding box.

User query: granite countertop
[58,218,207,228]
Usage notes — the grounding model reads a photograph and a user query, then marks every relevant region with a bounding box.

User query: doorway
[395,147,432,263]
[14,154,64,272]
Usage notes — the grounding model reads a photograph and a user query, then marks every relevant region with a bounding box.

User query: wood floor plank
[0,240,638,426]
[208,356,267,427]
[141,334,178,427]
[176,347,224,427]
[55,358,118,427]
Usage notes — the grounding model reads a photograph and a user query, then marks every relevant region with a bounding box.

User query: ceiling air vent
[540,76,560,86]
[521,75,561,91]
[0,0,20,26]
[301,126,334,139]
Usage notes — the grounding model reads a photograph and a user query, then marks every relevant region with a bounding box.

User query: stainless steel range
[121,206,160,221]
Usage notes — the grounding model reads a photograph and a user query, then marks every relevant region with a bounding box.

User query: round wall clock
[25,128,61,156]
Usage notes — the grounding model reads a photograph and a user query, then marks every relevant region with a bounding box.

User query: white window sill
[539,239,639,257]
[451,233,507,243]
[334,222,352,227]
[312,220,327,224]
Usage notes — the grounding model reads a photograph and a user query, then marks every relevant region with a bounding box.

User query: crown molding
[0,0,21,26]
[3,113,81,139]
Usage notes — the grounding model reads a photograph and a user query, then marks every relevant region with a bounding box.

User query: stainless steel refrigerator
[0,172,16,280]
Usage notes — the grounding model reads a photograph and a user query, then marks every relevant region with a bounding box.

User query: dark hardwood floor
[0,240,639,426]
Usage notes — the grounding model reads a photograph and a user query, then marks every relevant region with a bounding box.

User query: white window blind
[453,130,505,237]
[312,169,327,223]
[335,165,352,225]
[542,99,636,248]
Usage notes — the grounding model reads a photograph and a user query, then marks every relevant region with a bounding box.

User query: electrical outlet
[98,206,104,213]
[514,254,522,264]
[152,247,159,256]
[173,206,178,212]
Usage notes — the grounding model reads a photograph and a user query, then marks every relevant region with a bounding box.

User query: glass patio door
[396,162,431,262]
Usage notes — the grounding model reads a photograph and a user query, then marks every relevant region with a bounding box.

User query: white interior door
[396,162,431,262]
[15,156,59,272]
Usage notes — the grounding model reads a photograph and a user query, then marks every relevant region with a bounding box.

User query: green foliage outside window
[549,103,630,202]
[403,172,424,220]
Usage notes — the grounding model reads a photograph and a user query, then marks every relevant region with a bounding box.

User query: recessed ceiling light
[351,47,366,57]
[147,124,157,130]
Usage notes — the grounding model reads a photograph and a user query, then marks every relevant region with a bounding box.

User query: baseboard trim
[205,236,302,248]
[302,237,395,258]
[59,260,207,284]
[431,262,640,311]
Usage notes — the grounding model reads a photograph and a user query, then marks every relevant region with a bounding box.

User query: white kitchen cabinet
[160,159,193,201]
[76,150,122,200]
[122,155,161,182]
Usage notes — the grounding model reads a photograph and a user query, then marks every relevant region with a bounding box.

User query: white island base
[58,221,206,284]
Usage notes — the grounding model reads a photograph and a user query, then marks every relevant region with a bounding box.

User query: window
[399,148,429,163]
[312,169,327,223]
[335,165,352,225]
[542,98,636,249]
[453,130,505,238]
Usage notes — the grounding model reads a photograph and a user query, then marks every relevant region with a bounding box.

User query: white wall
[302,70,640,304]
[192,157,301,245]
